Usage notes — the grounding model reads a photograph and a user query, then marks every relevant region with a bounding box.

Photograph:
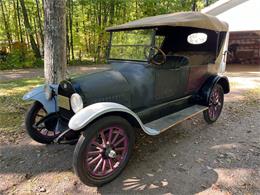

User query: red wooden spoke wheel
[73,116,135,186]
[85,126,129,177]
[203,84,224,124]
[25,101,61,144]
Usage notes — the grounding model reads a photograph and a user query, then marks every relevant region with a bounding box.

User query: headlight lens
[44,85,53,100]
[70,93,83,113]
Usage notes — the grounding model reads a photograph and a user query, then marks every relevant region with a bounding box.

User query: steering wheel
[144,46,167,65]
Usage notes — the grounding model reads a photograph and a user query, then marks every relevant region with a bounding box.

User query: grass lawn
[0,77,44,143]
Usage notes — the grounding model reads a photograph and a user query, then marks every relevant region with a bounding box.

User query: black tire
[203,84,224,124]
[73,116,135,186]
[25,101,59,144]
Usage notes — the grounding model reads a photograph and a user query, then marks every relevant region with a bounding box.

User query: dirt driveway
[0,65,260,195]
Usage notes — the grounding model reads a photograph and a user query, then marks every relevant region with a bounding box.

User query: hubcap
[85,127,129,177]
[107,149,117,159]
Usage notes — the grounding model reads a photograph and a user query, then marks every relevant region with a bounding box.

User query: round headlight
[70,93,83,113]
[44,84,53,100]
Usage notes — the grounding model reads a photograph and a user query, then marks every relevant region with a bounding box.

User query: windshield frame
[107,28,156,63]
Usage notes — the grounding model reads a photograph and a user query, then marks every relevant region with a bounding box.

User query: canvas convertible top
[106,12,228,32]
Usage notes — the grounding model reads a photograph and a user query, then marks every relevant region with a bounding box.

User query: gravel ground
[0,65,259,195]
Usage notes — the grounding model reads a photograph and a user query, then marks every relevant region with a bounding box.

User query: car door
[186,64,209,94]
[153,60,189,103]
[184,52,215,94]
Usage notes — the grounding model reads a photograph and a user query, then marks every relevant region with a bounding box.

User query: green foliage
[110,29,153,61]
[0,0,217,69]
[0,48,43,70]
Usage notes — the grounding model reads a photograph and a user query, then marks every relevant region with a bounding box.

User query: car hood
[70,64,131,107]
[70,62,154,109]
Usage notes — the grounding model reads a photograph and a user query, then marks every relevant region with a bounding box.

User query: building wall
[227,31,260,65]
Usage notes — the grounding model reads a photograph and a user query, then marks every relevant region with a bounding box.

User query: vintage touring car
[23,12,230,186]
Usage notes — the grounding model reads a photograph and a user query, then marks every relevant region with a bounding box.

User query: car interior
[153,26,227,68]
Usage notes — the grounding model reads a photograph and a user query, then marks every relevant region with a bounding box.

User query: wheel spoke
[108,128,113,144]
[102,159,107,174]
[93,158,103,174]
[113,137,125,147]
[92,140,104,149]
[100,130,107,147]
[111,132,120,145]
[108,158,114,170]
[212,108,215,119]
[114,147,125,152]
[88,150,101,156]
[88,154,102,166]
[209,107,214,118]
[36,114,45,117]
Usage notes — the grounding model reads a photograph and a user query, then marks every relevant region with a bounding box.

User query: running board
[144,105,208,134]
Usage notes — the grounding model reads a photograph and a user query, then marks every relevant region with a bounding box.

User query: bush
[0,48,43,70]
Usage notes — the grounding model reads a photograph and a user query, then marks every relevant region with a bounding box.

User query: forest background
[0,0,217,69]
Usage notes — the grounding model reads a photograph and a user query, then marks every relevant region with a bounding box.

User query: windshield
[109,29,153,61]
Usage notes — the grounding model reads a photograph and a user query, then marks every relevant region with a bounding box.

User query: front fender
[68,102,159,135]
[23,84,59,114]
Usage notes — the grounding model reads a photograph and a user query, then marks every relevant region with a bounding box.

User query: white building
[202,0,260,65]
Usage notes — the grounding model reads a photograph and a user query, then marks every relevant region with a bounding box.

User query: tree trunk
[16,0,23,43]
[0,0,12,50]
[44,0,66,84]
[192,0,196,11]
[33,17,40,49]
[68,0,74,60]
[66,12,70,62]
[19,0,41,58]
[12,0,20,42]
[35,0,44,51]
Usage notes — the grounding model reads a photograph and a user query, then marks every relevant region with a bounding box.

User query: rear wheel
[25,101,61,144]
[73,116,135,186]
[203,84,224,124]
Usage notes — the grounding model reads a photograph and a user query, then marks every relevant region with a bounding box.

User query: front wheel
[73,116,135,186]
[25,101,61,144]
[203,84,224,124]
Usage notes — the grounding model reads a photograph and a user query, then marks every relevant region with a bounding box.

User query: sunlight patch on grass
[0,77,43,96]
[0,77,44,136]
[243,88,260,106]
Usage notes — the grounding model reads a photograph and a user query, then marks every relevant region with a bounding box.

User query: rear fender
[199,75,230,105]
[68,102,159,136]
[23,84,58,113]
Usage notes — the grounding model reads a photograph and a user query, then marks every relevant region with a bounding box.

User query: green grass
[0,77,44,136]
